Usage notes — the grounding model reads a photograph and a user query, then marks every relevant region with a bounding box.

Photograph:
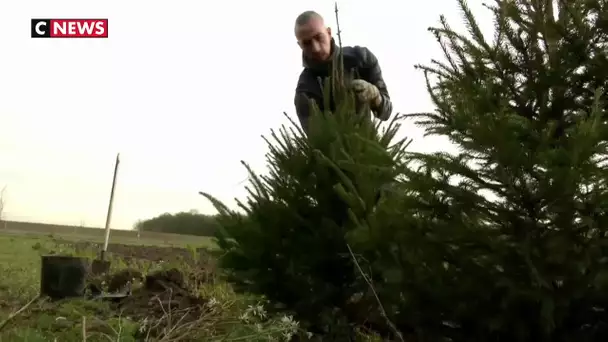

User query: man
[294,11,393,134]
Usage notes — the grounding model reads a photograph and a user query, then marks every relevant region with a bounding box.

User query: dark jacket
[294,38,393,134]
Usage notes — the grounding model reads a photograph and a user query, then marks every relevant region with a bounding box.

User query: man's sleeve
[358,47,393,121]
[294,92,311,134]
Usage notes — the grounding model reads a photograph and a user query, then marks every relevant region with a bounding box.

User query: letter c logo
[35,21,47,35]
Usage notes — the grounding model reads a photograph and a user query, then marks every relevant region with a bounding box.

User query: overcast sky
[0,0,492,229]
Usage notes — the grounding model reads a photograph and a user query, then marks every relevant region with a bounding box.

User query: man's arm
[294,91,311,134]
[357,47,393,121]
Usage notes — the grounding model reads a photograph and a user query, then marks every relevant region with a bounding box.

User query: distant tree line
[134,210,221,237]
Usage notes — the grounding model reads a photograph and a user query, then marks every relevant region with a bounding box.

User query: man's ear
[327,27,332,36]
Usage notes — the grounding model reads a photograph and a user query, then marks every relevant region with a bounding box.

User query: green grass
[0,233,305,341]
[0,220,216,248]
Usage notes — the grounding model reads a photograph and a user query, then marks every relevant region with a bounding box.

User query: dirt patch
[66,241,213,266]
[72,241,219,298]
[45,241,221,339]
[92,268,212,340]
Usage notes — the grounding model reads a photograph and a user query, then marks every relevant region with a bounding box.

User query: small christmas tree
[201,41,409,337]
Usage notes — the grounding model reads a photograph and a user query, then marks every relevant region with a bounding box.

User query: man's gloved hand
[351,79,382,108]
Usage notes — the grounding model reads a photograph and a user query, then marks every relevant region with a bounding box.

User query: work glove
[351,79,382,108]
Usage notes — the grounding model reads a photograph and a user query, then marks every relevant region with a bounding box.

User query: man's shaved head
[294,10,332,62]
[294,11,324,29]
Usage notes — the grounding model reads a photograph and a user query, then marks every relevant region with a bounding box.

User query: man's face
[295,18,332,62]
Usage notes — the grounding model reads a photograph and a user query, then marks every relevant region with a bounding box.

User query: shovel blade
[91,259,111,275]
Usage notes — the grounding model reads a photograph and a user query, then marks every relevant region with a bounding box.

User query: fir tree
[351,0,608,340]
[201,58,409,337]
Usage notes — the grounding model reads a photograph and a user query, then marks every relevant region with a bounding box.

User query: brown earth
[69,240,219,296]
[106,267,211,340]
[29,266,215,341]
[66,241,214,266]
[71,242,219,340]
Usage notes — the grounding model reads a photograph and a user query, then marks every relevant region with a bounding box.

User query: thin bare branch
[346,243,404,341]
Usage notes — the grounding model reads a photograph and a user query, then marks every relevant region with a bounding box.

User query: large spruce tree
[353,0,608,340]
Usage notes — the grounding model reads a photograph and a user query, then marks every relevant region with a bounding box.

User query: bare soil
[67,241,213,266]
[109,267,211,340]
[69,241,218,340]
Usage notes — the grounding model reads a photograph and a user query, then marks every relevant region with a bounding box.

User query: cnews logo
[31,19,108,38]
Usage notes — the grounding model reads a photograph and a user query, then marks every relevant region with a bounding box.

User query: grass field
[0,224,307,341]
[0,220,216,247]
